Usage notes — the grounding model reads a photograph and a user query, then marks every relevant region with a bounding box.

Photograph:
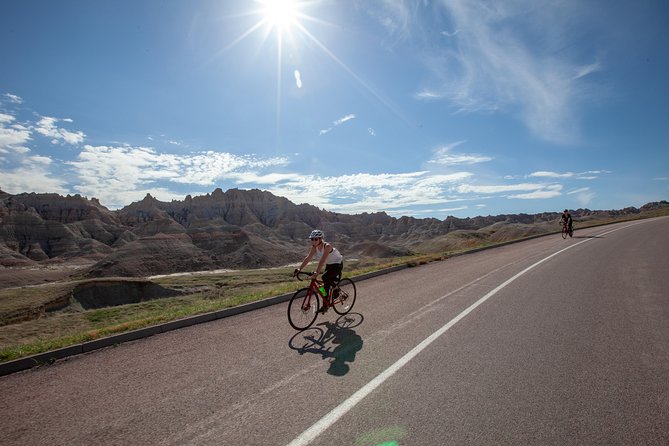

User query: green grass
[1,210,667,364]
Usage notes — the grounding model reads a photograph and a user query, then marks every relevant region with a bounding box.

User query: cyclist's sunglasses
[310,237,321,241]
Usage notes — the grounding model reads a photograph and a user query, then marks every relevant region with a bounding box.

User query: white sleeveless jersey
[314,244,343,264]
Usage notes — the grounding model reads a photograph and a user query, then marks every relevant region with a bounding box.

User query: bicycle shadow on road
[288,313,364,376]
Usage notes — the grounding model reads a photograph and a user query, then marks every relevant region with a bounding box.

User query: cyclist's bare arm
[296,246,317,274]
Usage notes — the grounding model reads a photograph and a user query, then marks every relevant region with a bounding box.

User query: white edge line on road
[286,221,647,446]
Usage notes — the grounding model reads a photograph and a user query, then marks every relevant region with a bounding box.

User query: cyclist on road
[561,209,573,235]
[293,229,344,311]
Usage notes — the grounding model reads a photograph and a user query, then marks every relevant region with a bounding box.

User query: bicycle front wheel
[288,288,319,330]
[332,278,356,315]
[561,226,568,239]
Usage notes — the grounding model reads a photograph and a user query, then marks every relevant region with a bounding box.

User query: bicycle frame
[298,271,331,304]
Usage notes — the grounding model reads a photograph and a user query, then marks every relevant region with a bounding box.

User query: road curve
[1,217,667,445]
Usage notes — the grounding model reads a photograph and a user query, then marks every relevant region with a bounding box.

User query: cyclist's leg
[322,262,343,297]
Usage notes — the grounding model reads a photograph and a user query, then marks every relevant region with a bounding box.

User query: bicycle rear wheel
[332,278,356,315]
[288,288,319,330]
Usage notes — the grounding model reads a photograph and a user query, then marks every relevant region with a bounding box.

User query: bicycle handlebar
[292,270,321,282]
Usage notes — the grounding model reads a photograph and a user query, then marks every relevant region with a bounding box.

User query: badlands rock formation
[1,187,664,279]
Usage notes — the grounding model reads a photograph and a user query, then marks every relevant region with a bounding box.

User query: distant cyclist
[561,209,573,235]
[293,229,343,311]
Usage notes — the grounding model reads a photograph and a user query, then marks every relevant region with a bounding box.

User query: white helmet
[308,229,324,239]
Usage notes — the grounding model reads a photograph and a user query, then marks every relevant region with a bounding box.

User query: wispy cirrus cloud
[319,114,356,135]
[441,0,586,144]
[456,182,550,195]
[508,184,563,199]
[268,171,473,214]
[413,89,444,100]
[429,141,493,165]
[3,93,23,104]
[371,0,603,144]
[574,61,602,80]
[530,170,610,180]
[567,187,595,206]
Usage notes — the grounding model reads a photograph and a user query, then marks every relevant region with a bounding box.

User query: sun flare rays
[213,1,401,153]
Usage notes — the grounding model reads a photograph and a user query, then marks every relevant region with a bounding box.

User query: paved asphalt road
[1,217,668,445]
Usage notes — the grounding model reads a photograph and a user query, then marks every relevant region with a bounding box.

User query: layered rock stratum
[1,187,666,281]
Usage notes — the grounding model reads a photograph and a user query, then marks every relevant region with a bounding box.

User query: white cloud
[3,93,23,104]
[414,89,444,100]
[0,113,32,154]
[34,116,85,145]
[386,203,468,217]
[0,160,69,195]
[368,128,376,136]
[530,171,574,178]
[267,171,473,214]
[567,187,595,206]
[320,114,356,135]
[457,182,564,200]
[441,29,459,37]
[457,183,545,194]
[231,171,302,185]
[28,155,52,165]
[429,143,492,165]
[508,184,563,199]
[574,61,602,80]
[66,145,290,206]
[530,170,607,180]
[334,114,355,125]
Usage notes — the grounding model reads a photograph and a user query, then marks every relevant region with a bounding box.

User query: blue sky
[1,0,668,219]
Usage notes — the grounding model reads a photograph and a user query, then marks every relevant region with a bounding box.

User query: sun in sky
[260,0,299,31]
[220,0,398,152]
[215,0,318,151]
[258,0,306,151]
[222,0,312,54]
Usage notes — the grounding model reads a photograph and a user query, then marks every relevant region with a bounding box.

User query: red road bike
[287,271,357,330]
[561,221,573,239]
